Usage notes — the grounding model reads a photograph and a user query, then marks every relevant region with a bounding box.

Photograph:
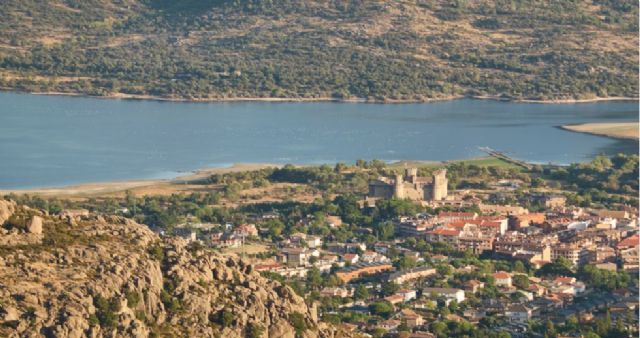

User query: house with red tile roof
[343,253,360,264]
[617,235,639,250]
[398,308,424,327]
[463,280,485,293]
[493,271,512,288]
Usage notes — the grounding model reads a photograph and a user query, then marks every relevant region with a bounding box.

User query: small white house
[422,287,466,303]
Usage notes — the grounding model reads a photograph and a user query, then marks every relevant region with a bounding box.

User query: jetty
[479,147,533,170]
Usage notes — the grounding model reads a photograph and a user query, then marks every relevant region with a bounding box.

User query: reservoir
[0,92,637,189]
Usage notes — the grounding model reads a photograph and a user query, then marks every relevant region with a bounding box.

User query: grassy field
[390,157,523,170]
[221,242,272,256]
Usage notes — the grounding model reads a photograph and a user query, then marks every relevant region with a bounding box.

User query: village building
[325,215,343,227]
[378,319,401,331]
[551,244,590,266]
[335,263,394,283]
[506,304,532,323]
[384,294,404,305]
[396,289,418,302]
[437,211,478,222]
[509,213,546,230]
[396,216,438,236]
[233,223,258,237]
[493,271,513,288]
[457,224,496,254]
[479,203,528,216]
[398,309,424,328]
[422,287,466,304]
[360,251,390,264]
[389,266,436,284]
[278,247,310,266]
[173,227,197,243]
[617,235,639,272]
[463,280,485,293]
[588,245,616,264]
[210,232,242,248]
[320,287,352,298]
[592,209,631,220]
[343,253,360,265]
[425,228,460,245]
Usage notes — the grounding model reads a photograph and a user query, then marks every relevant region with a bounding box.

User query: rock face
[0,199,16,225]
[0,204,354,338]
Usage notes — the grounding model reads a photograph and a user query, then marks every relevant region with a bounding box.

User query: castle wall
[370,184,394,198]
[369,168,448,201]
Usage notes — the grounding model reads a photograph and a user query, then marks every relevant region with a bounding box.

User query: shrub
[125,289,140,308]
[93,295,120,328]
[247,322,264,338]
[289,312,307,336]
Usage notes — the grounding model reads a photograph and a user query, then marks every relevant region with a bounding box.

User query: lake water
[0,92,637,189]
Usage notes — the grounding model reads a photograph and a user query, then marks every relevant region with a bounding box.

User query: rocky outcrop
[0,199,16,225]
[0,206,355,338]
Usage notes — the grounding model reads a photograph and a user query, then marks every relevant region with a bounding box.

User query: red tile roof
[617,235,640,249]
[439,212,476,218]
[554,277,576,284]
[430,228,461,236]
[493,271,511,279]
[446,219,502,229]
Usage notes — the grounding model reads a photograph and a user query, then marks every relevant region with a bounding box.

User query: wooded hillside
[0,0,637,101]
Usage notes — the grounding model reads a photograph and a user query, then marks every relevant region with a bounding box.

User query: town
[7,156,639,338]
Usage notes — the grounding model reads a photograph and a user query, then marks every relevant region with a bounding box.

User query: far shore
[1,88,638,105]
[560,122,639,141]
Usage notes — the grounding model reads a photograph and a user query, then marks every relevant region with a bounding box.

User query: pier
[478,147,533,170]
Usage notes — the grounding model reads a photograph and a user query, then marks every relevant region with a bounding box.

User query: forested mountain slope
[0,0,637,101]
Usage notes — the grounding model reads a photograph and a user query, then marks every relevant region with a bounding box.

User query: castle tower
[405,168,418,183]
[394,174,405,199]
[431,169,448,201]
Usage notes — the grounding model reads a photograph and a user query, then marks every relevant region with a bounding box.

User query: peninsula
[561,122,639,141]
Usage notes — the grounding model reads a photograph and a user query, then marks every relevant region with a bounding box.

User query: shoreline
[0,163,282,197]
[0,158,495,197]
[1,88,638,105]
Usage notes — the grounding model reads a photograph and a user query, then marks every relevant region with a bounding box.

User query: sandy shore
[474,95,638,104]
[0,163,280,198]
[3,88,636,104]
[561,122,639,141]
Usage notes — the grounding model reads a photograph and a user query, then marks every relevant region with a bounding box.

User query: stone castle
[369,168,448,201]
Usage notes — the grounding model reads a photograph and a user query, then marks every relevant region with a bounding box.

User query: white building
[422,287,465,303]
[396,289,417,302]
[506,304,532,323]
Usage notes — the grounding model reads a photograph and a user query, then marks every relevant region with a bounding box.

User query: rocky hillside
[0,200,349,338]
[0,0,637,101]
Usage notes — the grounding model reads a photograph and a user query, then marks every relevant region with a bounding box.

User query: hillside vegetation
[0,0,638,101]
